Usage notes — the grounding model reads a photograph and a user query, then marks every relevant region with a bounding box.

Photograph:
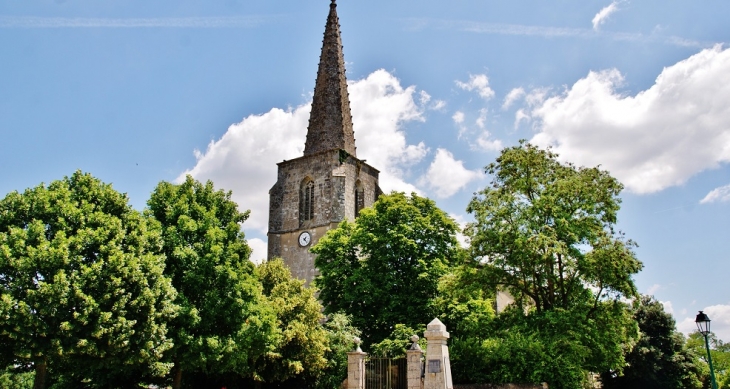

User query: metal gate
[365,357,407,389]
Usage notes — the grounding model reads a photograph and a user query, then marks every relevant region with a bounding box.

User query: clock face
[298,231,312,247]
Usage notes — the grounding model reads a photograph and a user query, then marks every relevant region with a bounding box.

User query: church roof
[303,0,357,158]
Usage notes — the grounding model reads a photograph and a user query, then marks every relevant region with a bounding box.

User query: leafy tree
[313,192,459,346]
[312,313,360,389]
[370,324,425,358]
[600,295,703,389]
[0,171,177,389]
[147,176,278,389]
[255,258,327,384]
[464,142,644,387]
[0,366,33,389]
[687,331,730,389]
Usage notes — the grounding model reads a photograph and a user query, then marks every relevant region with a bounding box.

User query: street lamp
[696,311,718,389]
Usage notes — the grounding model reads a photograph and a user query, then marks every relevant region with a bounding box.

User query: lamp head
[695,311,712,335]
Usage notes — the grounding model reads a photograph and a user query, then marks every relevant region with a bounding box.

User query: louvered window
[301,180,315,223]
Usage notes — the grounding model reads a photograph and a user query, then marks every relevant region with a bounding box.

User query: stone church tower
[267,0,382,284]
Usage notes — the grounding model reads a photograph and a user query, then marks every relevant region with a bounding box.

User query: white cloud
[700,183,730,204]
[677,304,730,342]
[420,148,481,198]
[248,238,267,264]
[660,300,674,315]
[502,87,525,110]
[456,74,495,100]
[449,213,471,248]
[647,283,661,295]
[452,111,465,124]
[180,69,428,233]
[430,100,447,111]
[530,46,730,194]
[474,132,504,152]
[476,108,487,129]
[592,1,620,31]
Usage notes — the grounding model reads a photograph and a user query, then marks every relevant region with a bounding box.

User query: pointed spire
[303,0,357,157]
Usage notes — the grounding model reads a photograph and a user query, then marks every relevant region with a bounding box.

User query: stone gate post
[347,337,367,389]
[407,335,424,389]
[423,318,453,389]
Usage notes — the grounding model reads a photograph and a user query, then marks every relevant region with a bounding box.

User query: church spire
[303,0,357,157]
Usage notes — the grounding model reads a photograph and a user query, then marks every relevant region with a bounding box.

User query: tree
[146,176,278,389]
[687,331,730,389]
[600,295,703,389]
[464,142,644,387]
[254,258,328,384]
[313,192,459,346]
[0,171,178,389]
[312,313,360,389]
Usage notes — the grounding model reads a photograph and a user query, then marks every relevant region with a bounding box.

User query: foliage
[0,171,178,389]
[370,324,426,358]
[0,366,33,389]
[147,176,278,388]
[312,313,361,389]
[313,192,459,346]
[450,303,635,389]
[255,258,328,384]
[463,142,644,387]
[600,295,703,389]
[687,331,730,389]
[433,262,496,338]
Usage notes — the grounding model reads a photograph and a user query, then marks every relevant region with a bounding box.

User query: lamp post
[696,311,718,389]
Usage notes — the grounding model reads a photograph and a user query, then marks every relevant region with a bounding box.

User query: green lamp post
[696,311,718,389]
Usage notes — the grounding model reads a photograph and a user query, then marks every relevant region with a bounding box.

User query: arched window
[355,181,364,217]
[300,179,315,223]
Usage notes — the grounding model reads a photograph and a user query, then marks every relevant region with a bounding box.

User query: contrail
[0,15,279,28]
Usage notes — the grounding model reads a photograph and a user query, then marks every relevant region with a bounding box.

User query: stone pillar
[347,337,367,389]
[407,335,424,389]
[423,318,453,389]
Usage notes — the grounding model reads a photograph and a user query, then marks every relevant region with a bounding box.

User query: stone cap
[424,318,449,339]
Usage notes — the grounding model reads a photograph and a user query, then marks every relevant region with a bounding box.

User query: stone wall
[268,148,380,284]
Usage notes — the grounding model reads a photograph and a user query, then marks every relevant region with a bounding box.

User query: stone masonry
[267,0,382,284]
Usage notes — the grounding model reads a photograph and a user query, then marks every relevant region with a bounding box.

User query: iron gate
[365,357,407,389]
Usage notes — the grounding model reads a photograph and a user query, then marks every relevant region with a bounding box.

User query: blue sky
[2,0,729,339]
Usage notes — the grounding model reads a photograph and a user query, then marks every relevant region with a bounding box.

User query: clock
[298,231,312,247]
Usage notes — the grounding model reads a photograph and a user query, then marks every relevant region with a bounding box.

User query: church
[267,0,382,284]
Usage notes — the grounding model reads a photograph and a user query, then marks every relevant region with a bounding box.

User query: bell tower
[267,0,382,284]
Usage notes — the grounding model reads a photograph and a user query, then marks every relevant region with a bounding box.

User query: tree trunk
[33,357,48,389]
[172,364,183,389]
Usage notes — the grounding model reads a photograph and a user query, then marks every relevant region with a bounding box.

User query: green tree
[312,313,360,389]
[687,331,730,389]
[464,142,644,388]
[147,176,278,389]
[0,171,177,389]
[255,258,328,384]
[313,192,459,346]
[600,295,703,389]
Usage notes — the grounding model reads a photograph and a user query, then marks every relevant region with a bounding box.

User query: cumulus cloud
[677,304,730,342]
[530,46,730,194]
[449,213,471,248]
[474,132,503,152]
[456,74,495,100]
[248,238,267,264]
[660,301,674,315]
[452,111,465,124]
[700,183,730,204]
[592,1,620,31]
[420,148,482,198]
[180,69,429,233]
